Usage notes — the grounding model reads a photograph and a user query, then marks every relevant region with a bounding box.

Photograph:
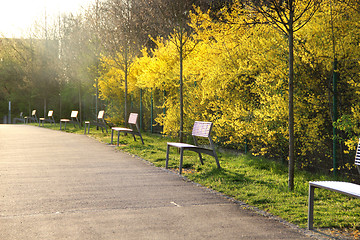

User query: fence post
[163,90,166,115]
[245,138,248,154]
[140,89,143,131]
[151,91,153,133]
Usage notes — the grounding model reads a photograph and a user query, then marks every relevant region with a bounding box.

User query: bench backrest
[355,139,360,166]
[48,110,53,117]
[71,111,78,118]
[97,110,105,120]
[128,113,138,125]
[192,121,213,138]
[191,121,216,150]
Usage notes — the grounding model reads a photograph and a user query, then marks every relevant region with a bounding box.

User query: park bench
[24,110,38,123]
[111,113,144,145]
[84,110,108,134]
[165,121,221,174]
[13,112,25,124]
[39,110,55,126]
[60,110,80,130]
[307,138,360,230]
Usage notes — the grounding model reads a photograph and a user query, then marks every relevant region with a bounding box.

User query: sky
[0,0,95,38]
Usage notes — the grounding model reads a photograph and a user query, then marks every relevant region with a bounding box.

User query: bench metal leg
[166,145,170,169]
[60,121,62,130]
[139,134,144,144]
[209,138,221,169]
[308,185,315,230]
[179,148,184,175]
[117,131,120,146]
[198,153,204,165]
[84,122,90,134]
[213,150,221,169]
[215,156,221,169]
[111,129,114,144]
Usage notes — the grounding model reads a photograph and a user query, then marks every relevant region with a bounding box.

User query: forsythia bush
[97,0,360,173]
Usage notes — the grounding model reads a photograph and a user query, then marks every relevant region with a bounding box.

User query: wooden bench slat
[71,111,78,118]
[98,110,104,119]
[112,127,133,132]
[128,113,138,125]
[356,141,360,165]
[167,142,198,148]
[310,181,360,198]
[192,121,212,138]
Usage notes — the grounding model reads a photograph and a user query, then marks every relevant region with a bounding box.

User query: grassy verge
[36,123,360,236]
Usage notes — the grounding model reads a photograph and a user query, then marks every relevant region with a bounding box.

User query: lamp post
[8,101,11,124]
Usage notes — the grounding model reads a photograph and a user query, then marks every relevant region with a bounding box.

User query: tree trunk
[179,39,184,143]
[125,65,128,126]
[79,84,82,125]
[44,98,47,118]
[95,79,99,130]
[288,0,295,191]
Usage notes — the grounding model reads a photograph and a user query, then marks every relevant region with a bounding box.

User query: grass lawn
[35,123,360,238]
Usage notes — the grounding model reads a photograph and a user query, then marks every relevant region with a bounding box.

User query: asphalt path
[0,124,323,239]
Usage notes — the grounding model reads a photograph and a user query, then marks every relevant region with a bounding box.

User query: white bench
[13,112,25,124]
[24,110,38,123]
[60,110,80,130]
[166,121,221,174]
[39,110,55,126]
[308,139,360,230]
[84,110,108,134]
[111,113,144,145]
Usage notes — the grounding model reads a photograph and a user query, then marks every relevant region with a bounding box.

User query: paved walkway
[0,125,325,239]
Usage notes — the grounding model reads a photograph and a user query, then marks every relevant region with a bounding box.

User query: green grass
[34,123,360,231]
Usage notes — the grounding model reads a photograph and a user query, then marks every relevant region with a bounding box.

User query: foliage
[98,53,137,125]
[4,0,360,181]
[95,0,360,176]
